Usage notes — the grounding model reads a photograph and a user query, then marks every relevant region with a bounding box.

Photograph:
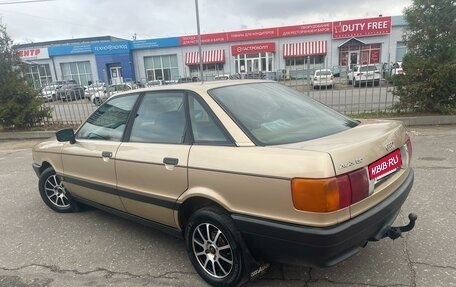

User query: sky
[0,0,412,44]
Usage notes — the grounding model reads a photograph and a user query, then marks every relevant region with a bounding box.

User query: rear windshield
[316,70,332,76]
[360,66,377,72]
[209,82,358,145]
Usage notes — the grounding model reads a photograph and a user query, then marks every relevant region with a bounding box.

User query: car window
[209,82,358,145]
[76,94,139,141]
[316,70,332,76]
[188,94,230,144]
[129,92,186,144]
[360,66,377,72]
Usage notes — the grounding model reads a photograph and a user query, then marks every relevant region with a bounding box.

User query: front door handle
[102,151,112,158]
[163,157,178,165]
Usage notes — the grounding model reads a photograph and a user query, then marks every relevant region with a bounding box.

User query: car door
[115,91,190,227]
[61,94,139,210]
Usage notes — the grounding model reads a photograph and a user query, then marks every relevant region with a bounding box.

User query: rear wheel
[185,206,245,287]
[38,167,79,213]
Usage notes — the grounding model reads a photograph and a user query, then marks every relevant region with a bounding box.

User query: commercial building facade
[15,15,407,88]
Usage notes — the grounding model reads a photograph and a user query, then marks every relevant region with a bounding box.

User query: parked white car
[312,69,334,88]
[347,64,381,87]
[84,82,106,100]
[90,84,132,106]
[391,62,405,76]
[40,84,61,102]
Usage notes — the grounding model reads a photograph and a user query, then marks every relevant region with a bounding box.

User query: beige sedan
[32,80,416,287]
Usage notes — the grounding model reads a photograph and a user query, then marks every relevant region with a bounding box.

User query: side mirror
[56,128,76,144]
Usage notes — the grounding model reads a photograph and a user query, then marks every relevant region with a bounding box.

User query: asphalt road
[0,125,455,287]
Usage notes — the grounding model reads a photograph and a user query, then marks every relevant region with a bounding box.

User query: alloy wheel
[44,174,70,208]
[192,223,234,279]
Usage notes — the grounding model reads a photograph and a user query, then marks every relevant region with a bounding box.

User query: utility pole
[195,0,204,83]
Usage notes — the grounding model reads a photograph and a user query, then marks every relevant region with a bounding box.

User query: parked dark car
[57,83,85,101]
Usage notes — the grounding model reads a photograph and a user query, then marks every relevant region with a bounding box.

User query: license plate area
[369,149,402,181]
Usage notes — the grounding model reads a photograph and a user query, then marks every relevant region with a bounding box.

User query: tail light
[291,168,369,212]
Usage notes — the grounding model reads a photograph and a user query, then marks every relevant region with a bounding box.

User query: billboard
[18,48,49,60]
[332,16,392,39]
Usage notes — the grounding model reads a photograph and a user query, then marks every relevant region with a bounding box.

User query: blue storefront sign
[131,37,180,50]
[48,44,92,56]
[92,41,131,55]
[48,41,131,56]
[48,37,180,56]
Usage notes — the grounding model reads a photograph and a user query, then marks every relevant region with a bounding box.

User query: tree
[394,0,456,113]
[0,24,51,129]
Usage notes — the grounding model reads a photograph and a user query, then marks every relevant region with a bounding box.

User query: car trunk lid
[278,119,412,218]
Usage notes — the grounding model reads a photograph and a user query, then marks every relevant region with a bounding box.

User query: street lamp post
[195,0,204,83]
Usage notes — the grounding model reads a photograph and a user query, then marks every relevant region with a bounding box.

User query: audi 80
[32,80,416,287]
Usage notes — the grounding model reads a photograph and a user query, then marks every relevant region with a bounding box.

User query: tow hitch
[382,213,418,240]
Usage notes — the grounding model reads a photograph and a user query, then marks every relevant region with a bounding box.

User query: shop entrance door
[246,58,260,73]
[350,52,359,69]
[110,66,123,84]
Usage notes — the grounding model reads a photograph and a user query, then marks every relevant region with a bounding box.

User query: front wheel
[185,206,245,287]
[38,167,79,213]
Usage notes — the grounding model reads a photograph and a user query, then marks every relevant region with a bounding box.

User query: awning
[283,41,327,57]
[185,50,225,65]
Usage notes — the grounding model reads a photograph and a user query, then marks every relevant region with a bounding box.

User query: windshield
[209,82,358,145]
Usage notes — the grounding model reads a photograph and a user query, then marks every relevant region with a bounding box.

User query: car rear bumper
[231,169,414,267]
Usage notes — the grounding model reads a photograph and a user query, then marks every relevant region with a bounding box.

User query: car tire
[38,167,79,213]
[185,206,245,287]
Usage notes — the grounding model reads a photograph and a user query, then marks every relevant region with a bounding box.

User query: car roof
[112,79,275,98]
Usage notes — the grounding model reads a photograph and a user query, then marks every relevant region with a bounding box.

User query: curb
[1,116,455,141]
[388,115,456,127]
[0,131,55,141]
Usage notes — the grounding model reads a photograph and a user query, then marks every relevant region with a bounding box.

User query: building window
[23,64,52,89]
[339,44,382,67]
[396,42,407,62]
[144,55,179,82]
[61,61,93,85]
[189,63,224,76]
[285,55,325,68]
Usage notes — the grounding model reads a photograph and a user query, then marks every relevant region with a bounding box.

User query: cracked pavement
[0,126,455,287]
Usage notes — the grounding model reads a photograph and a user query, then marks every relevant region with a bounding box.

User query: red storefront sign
[231,42,276,55]
[179,32,228,46]
[278,22,332,37]
[227,28,278,42]
[17,48,50,60]
[332,16,391,39]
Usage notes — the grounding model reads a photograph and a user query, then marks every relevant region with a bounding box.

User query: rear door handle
[102,151,112,158]
[163,157,178,165]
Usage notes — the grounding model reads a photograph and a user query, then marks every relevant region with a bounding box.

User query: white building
[15,15,407,88]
